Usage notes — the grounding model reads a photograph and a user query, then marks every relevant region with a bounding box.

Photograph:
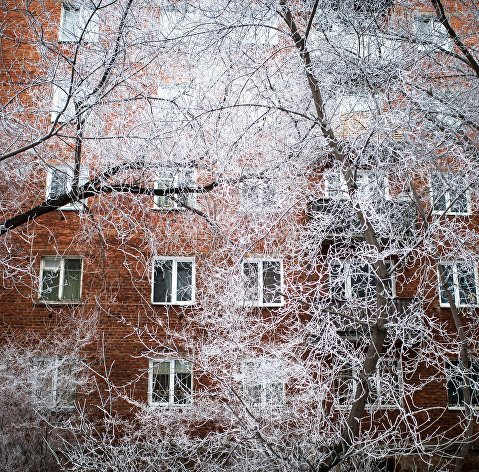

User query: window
[446,359,479,408]
[329,261,394,302]
[59,2,99,43]
[159,1,193,38]
[152,257,195,305]
[154,168,195,209]
[40,257,82,302]
[431,173,470,215]
[46,164,89,210]
[324,170,385,200]
[414,14,452,52]
[438,262,477,307]
[242,259,283,307]
[241,359,284,411]
[149,359,192,406]
[334,94,376,138]
[51,83,92,123]
[239,170,276,211]
[32,357,76,409]
[336,358,401,409]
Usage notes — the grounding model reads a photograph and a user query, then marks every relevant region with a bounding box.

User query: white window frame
[446,359,479,410]
[46,164,89,210]
[336,358,402,410]
[430,173,471,216]
[240,359,285,411]
[242,258,284,307]
[324,170,387,200]
[32,356,76,410]
[148,358,193,407]
[39,256,83,302]
[329,260,395,301]
[151,257,195,305]
[59,2,99,43]
[154,168,196,210]
[438,262,478,308]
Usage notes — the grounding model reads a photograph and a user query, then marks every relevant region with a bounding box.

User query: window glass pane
[56,359,76,407]
[351,264,375,300]
[177,170,195,206]
[41,258,61,301]
[62,259,82,300]
[264,382,283,405]
[176,261,192,302]
[457,264,476,306]
[153,260,173,303]
[330,264,345,301]
[431,174,446,212]
[152,361,170,403]
[155,172,176,208]
[471,361,479,406]
[49,168,71,199]
[262,261,281,304]
[243,262,259,303]
[446,360,463,406]
[450,192,468,214]
[174,360,192,404]
[33,358,55,405]
[439,263,453,305]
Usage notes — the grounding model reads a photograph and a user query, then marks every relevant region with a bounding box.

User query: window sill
[151,301,195,306]
[447,405,479,410]
[149,402,193,409]
[432,211,471,217]
[439,303,477,309]
[35,299,83,306]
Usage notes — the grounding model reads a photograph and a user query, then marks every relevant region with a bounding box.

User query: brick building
[1,1,479,470]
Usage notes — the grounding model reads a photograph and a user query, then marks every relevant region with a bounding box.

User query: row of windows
[40,256,284,307]
[45,164,473,217]
[58,2,452,52]
[39,256,478,309]
[324,170,471,215]
[33,356,479,411]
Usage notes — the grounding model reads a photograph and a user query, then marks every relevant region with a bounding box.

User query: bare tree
[1,0,479,471]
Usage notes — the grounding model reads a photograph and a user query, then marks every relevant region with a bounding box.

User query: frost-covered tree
[1,0,479,471]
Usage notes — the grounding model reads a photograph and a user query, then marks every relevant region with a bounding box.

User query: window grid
[154,169,196,210]
[152,257,195,305]
[46,165,89,210]
[59,2,99,43]
[431,174,470,216]
[149,359,192,407]
[336,358,401,410]
[438,262,478,307]
[39,257,82,302]
[242,259,283,307]
[33,357,76,410]
[446,359,479,409]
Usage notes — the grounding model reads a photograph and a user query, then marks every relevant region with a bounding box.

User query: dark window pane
[431,174,446,212]
[174,360,191,404]
[330,264,345,301]
[457,264,476,306]
[263,261,281,304]
[351,264,375,300]
[50,168,70,199]
[152,361,170,403]
[153,260,173,303]
[439,264,454,305]
[450,191,468,214]
[176,261,192,302]
[41,269,60,300]
[243,262,259,303]
[156,172,175,208]
[62,259,82,300]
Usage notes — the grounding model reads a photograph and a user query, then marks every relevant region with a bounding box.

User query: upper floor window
[152,257,195,305]
[414,14,452,52]
[431,173,470,215]
[46,164,89,210]
[40,257,83,302]
[324,169,385,200]
[149,359,192,406]
[33,357,76,409]
[242,259,283,307]
[438,262,478,307]
[336,357,401,409]
[329,261,394,302]
[154,168,195,210]
[59,1,99,43]
[333,94,376,138]
[241,359,285,411]
[446,359,479,408]
[51,83,91,123]
[239,170,276,212]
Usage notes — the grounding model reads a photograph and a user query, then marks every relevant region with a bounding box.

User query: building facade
[1,1,479,471]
